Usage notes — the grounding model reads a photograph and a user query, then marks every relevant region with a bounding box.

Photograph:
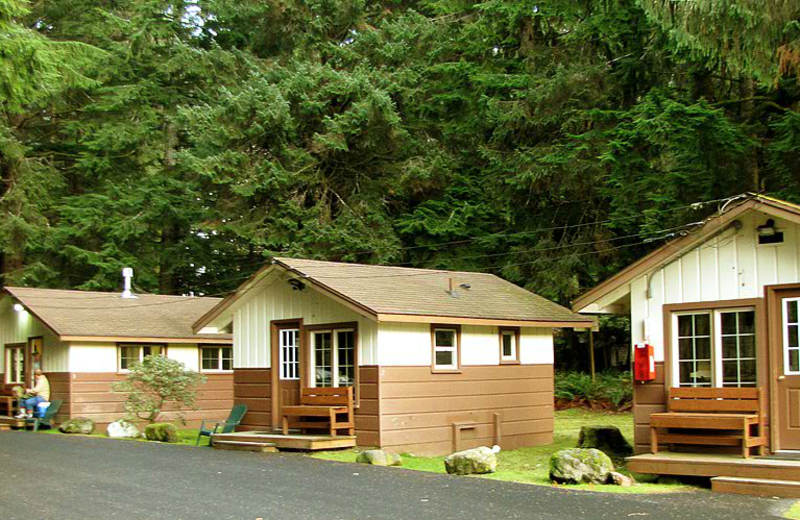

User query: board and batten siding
[0,302,68,374]
[632,211,800,362]
[232,274,378,368]
[378,323,555,455]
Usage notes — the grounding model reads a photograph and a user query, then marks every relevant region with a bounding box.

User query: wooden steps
[712,477,800,498]
[628,452,800,483]
[212,431,356,451]
[212,440,278,453]
[0,416,26,429]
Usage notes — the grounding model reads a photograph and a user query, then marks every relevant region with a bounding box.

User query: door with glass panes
[277,327,302,411]
[774,289,800,450]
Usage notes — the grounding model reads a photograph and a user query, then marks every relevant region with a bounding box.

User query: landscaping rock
[577,426,633,459]
[58,418,95,435]
[608,471,635,487]
[107,420,141,439]
[445,446,497,475]
[356,450,403,467]
[549,448,614,485]
[144,422,179,443]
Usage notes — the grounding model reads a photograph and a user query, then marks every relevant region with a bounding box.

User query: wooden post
[588,328,596,382]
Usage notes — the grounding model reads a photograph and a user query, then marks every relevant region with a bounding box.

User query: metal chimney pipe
[121,267,137,299]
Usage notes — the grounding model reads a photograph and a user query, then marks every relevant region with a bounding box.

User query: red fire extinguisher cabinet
[634,343,656,382]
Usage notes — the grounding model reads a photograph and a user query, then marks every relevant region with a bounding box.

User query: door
[278,328,301,408]
[775,291,800,450]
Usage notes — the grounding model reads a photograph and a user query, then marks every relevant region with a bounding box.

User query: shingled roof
[196,257,592,330]
[3,287,231,342]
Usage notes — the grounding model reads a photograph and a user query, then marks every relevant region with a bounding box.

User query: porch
[211,431,356,451]
[628,452,800,497]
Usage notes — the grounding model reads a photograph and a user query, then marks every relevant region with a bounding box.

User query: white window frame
[500,328,519,363]
[671,307,757,387]
[279,328,300,380]
[118,344,164,372]
[783,297,800,375]
[200,345,233,373]
[5,344,24,384]
[433,328,459,371]
[309,328,355,388]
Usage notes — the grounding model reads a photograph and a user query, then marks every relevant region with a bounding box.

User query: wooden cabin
[194,257,592,455]
[0,286,233,428]
[573,194,800,496]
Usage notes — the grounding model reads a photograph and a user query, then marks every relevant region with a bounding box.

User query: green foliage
[554,371,633,410]
[112,355,206,424]
[144,422,180,443]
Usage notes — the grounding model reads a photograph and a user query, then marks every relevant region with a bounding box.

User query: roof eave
[375,313,593,329]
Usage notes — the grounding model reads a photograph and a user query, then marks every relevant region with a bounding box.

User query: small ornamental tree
[112,355,206,424]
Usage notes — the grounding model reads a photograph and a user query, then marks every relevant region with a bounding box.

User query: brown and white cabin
[0,287,233,428]
[194,257,592,455]
[573,194,800,487]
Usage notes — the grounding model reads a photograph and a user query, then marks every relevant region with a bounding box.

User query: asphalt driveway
[0,431,792,519]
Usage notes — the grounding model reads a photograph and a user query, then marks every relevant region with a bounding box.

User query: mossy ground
[40,426,208,446]
[784,501,800,519]
[311,409,699,494]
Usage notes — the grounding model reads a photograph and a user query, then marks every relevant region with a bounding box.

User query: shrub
[112,355,206,424]
[554,371,632,411]
[144,422,179,443]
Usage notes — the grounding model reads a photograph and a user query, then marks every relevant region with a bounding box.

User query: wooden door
[270,322,302,430]
[774,289,800,450]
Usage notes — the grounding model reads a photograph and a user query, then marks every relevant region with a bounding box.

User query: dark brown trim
[499,327,521,365]
[430,324,462,374]
[302,321,360,406]
[270,318,303,430]
[662,298,767,431]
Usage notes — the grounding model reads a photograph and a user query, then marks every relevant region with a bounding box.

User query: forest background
[2,0,799,369]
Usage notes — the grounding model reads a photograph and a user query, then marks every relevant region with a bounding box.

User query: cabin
[194,257,592,455]
[0,285,233,428]
[573,194,800,496]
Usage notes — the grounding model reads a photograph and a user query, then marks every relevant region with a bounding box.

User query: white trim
[5,345,24,384]
[782,297,800,375]
[501,329,517,361]
[278,328,300,380]
[433,328,458,370]
[309,328,355,387]
[117,344,164,372]
[200,345,233,373]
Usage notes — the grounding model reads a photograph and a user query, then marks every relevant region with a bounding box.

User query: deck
[0,416,26,430]
[211,431,356,451]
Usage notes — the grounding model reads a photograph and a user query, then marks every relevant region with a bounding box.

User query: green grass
[784,501,800,520]
[40,426,209,446]
[312,409,699,494]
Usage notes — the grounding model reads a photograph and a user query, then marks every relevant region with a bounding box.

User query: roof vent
[121,267,138,299]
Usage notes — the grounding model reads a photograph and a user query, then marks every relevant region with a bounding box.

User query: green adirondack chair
[196,404,247,446]
[26,400,62,432]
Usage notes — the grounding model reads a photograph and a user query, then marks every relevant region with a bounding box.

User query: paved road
[0,431,791,519]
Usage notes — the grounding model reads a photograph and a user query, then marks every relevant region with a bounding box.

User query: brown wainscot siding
[69,372,233,428]
[355,366,380,447]
[379,364,554,456]
[632,361,666,454]
[46,372,71,424]
[234,368,271,431]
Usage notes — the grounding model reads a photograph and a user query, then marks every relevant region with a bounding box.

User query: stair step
[212,440,278,453]
[712,476,800,498]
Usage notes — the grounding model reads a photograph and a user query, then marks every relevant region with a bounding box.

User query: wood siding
[234,368,271,430]
[68,372,233,428]
[379,364,554,455]
[632,362,667,454]
[234,366,381,447]
[47,372,71,424]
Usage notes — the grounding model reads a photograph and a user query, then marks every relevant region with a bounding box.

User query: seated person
[15,369,50,419]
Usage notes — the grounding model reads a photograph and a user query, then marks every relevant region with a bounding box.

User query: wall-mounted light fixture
[13,303,24,313]
[757,219,784,245]
[288,278,306,291]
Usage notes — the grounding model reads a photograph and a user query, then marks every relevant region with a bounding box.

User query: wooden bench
[650,387,767,458]
[281,387,354,438]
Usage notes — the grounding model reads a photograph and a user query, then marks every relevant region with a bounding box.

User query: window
[784,299,800,375]
[432,326,459,371]
[310,328,355,387]
[5,344,25,384]
[201,346,233,372]
[500,328,519,363]
[118,345,164,371]
[279,328,300,380]
[672,307,757,388]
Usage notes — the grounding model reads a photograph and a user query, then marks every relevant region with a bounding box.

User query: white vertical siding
[0,301,68,373]
[633,211,800,361]
[233,276,378,369]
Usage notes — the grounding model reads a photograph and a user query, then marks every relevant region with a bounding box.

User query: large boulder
[577,426,633,460]
[107,420,141,439]
[445,447,497,475]
[356,450,403,467]
[58,418,95,435]
[549,448,614,485]
[144,423,179,443]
